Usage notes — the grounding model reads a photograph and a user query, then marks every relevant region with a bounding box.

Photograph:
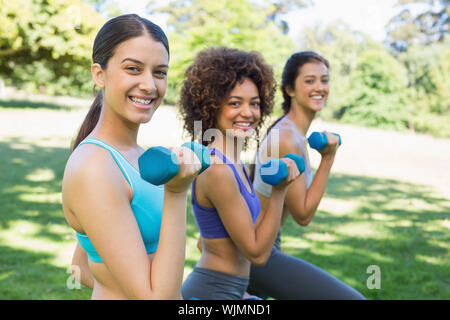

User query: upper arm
[63,149,153,298]
[271,131,309,221]
[200,165,258,253]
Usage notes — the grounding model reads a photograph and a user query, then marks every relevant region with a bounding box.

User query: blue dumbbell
[260,153,306,186]
[138,141,211,186]
[308,131,341,151]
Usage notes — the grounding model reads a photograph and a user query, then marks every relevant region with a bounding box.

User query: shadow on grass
[0,245,91,299]
[1,138,448,299]
[0,138,70,239]
[281,173,450,300]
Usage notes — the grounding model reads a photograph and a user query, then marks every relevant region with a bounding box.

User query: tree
[82,0,122,17]
[0,0,104,96]
[399,40,450,114]
[398,40,450,136]
[299,21,384,120]
[148,0,311,33]
[266,0,312,34]
[146,0,300,105]
[386,0,449,52]
[340,50,410,130]
[83,0,108,11]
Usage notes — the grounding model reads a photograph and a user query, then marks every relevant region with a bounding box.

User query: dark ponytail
[71,91,102,151]
[71,14,169,152]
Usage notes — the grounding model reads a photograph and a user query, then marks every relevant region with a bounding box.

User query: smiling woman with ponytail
[247,51,365,300]
[62,14,201,299]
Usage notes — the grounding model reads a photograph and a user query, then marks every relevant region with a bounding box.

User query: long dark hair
[266,51,329,135]
[71,14,169,151]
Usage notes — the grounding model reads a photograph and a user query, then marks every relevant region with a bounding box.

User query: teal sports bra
[75,138,164,263]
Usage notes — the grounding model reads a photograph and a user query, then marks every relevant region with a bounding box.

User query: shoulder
[264,128,300,159]
[280,129,301,155]
[63,144,130,209]
[65,144,118,180]
[196,157,240,197]
[201,161,236,187]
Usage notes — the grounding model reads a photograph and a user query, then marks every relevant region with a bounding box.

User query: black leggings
[182,267,249,300]
[248,234,366,300]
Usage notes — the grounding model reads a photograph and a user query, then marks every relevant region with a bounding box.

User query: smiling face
[215,77,261,140]
[92,33,169,125]
[287,61,329,113]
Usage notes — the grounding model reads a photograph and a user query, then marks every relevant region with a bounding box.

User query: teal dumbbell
[139,141,210,186]
[260,153,305,186]
[308,132,341,151]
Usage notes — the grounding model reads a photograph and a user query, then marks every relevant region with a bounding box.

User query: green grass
[0,103,449,300]
[0,137,88,299]
[281,174,450,299]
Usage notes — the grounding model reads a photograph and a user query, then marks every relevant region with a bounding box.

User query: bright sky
[284,0,400,42]
[116,0,401,42]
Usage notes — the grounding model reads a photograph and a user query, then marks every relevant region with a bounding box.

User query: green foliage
[410,113,450,138]
[399,41,450,114]
[148,0,296,105]
[340,50,410,130]
[398,41,450,136]
[386,0,449,52]
[264,0,312,34]
[300,20,449,137]
[299,22,384,120]
[83,0,122,17]
[0,0,104,96]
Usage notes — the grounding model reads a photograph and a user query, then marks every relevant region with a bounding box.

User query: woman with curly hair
[179,47,300,300]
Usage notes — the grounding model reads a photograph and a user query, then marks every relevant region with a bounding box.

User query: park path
[1,103,449,198]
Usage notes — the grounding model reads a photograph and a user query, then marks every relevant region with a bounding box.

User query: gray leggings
[182,267,249,300]
[248,234,366,300]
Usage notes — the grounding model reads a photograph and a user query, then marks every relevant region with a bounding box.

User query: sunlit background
[0,0,449,300]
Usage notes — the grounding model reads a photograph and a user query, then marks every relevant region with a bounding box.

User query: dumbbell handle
[138,141,210,186]
[308,131,341,151]
[260,153,305,186]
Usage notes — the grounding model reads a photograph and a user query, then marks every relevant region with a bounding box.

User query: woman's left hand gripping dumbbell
[260,153,305,189]
[308,131,341,159]
[138,141,211,192]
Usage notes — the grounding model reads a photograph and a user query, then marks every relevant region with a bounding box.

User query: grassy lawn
[0,99,449,299]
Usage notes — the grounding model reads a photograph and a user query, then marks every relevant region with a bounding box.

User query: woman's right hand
[273,157,301,190]
[164,146,202,193]
[318,131,339,159]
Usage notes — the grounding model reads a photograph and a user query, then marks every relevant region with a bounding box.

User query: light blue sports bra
[75,138,164,263]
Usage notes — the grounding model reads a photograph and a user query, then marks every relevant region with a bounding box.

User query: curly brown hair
[179,47,276,146]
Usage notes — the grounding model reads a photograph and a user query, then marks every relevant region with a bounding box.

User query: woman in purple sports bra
[178,47,301,300]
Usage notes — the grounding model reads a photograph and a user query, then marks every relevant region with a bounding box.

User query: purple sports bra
[191,148,261,239]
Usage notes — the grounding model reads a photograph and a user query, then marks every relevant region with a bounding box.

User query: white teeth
[311,96,323,100]
[131,97,152,105]
[234,122,251,127]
